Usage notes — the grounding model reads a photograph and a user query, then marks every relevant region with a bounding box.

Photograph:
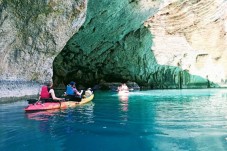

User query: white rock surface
[145,0,227,86]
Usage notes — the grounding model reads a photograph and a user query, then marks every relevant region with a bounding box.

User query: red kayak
[24,94,94,112]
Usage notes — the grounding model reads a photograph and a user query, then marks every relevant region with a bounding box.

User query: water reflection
[24,102,95,138]
[149,89,227,151]
[118,92,129,112]
[2,89,227,151]
[25,109,60,121]
[118,92,129,124]
[73,102,95,124]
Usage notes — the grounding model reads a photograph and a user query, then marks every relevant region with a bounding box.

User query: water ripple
[1,89,227,151]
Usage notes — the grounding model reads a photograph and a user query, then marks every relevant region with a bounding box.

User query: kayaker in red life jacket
[39,81,64,102]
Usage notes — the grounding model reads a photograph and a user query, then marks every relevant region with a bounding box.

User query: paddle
[27,99,39,104]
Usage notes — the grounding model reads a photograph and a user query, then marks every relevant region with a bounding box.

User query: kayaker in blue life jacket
[66,81,83,98]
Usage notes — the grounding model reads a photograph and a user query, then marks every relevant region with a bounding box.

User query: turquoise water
[1,89,227,151]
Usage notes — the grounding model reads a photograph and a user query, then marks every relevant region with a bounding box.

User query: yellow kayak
[61,94,94,108]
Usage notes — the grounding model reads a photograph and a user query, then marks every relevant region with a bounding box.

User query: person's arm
[38,87,42,101]
[74,88,83,95]
[76,90,83,95]
[49,89,63,101]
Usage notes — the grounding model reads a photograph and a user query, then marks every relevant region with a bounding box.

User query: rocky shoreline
[0,80,40,103]
[1,79,227,104]
[0,80,141,103]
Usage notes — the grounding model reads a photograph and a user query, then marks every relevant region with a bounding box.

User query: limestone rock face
[0,0,87,82]
[0,0,87,99]
[53,0,161,87]
[54,0,224,89]
[145,0,227,87]
[1,0,227,100]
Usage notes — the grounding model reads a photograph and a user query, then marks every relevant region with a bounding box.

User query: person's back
[85,88,93,98]
[65,81,83,101]
[66,85,74,95]
[121,83,129,91]
[39,82,64,103]
[40,85,51,99]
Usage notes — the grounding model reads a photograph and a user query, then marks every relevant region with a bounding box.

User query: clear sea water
[1,89,227,151]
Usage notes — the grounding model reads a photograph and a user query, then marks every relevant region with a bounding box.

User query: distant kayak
[24,94,94,112]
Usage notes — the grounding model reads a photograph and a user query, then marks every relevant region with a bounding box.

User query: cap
[70,81,76,86]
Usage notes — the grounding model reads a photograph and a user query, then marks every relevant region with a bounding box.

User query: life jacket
[40,86,51,98]
[66,85,74,95]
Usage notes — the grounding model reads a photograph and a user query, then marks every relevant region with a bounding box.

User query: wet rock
[0,80,40,99]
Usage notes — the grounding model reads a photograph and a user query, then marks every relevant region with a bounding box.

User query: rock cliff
[145,0,227,87]
[54,0,227,88]
[1,0,227,99]
[53,0,162,87]
[0,0,87,82]
[0,0,87,98]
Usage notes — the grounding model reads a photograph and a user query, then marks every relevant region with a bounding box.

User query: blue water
[1,89,227,151]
